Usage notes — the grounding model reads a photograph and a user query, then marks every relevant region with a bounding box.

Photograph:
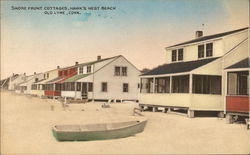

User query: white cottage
[139,27,249,117]
[61,55,141,101]
[8,73,27,92]
[17,72,45,95]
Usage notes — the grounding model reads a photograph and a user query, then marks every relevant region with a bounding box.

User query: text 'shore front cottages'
[139,27,249,117]
[60,55,141,101]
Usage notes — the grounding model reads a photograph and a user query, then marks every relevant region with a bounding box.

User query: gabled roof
[167,27,248,48]
[225,58,249,69]
[56,55,120,71]
[78,55,120,67]
[63,55,140,82]
[141,57,219,76]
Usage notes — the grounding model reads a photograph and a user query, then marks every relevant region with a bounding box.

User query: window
[88,83,93,92]
[172,49,184,62]
[70,82,75,91]
[44,74,46,79]
[122,67,127,76]
[206,43,213,57]
[101,82,107,92]
[31,84,37,90]
[115,67,120,76]
[140,78,154,93]
[178,49,183,61]
[62,83,65,91]
[64,70,68,76]
[76,82,81,91]
[155,77,170,93]
[123,83,129,92]
[47,73,49,78]
[228,71,249,95]
[79,67,83,74]
[42,84,45,90]
[87,65,91,73]
[193,75,221,94]
[59,71,63,76]
[172,75,189,93]
[55,84,61,91]
[44,84,54,91]
[64,82,75,91]
[64,83,69,91]
[172,50,177,62]
[198,45,204,58]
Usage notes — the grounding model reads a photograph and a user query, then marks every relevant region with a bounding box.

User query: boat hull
[52,120,147,141]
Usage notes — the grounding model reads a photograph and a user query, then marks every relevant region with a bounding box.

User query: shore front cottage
[60,55,141,101]
[43,64,78,98]
[16,72,44,94]
[0,74,19,90]
[7,73,27,91]
[30,67,60,97]
[139,27,249,117]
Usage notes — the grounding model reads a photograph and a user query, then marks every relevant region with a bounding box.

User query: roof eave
[140,72,191,78]
[165,38,222,50]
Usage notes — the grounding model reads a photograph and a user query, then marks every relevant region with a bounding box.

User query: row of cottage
[1,27,249,120]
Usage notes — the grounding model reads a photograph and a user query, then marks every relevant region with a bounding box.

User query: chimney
[75,61,79,65]
[97,55,101,60]
[57,66,60,69]
[195,31,203,38]
[34,72,36,75]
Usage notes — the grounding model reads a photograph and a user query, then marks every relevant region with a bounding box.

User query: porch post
[53,84,55,99]
[74,82,77,100]
[224,71,227,115]
[188,74,194,118]
[153,77,156,93]
[169,76,172,93]
[189,74,192,94]
[92,64,95,102]
[80,82,83,100]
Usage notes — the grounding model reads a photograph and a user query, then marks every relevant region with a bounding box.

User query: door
[81,83,88,99]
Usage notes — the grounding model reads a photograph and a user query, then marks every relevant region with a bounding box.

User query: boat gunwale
[52,120,147,133]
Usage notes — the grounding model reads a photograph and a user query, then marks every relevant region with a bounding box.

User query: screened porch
[139,73,223,111]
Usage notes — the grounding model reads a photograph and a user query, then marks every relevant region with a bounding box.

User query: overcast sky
[1,0,249,79]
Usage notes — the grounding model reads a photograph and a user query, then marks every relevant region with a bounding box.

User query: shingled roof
[141,57,219,76]
[225,58,249,69]
[167,27,248,48]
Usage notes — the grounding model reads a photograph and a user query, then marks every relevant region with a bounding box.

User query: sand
[1,90,250,154]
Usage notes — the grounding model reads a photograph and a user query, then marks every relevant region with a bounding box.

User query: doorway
[81,83,88,99]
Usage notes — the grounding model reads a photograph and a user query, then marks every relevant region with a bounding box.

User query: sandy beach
[1,90,249,154]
